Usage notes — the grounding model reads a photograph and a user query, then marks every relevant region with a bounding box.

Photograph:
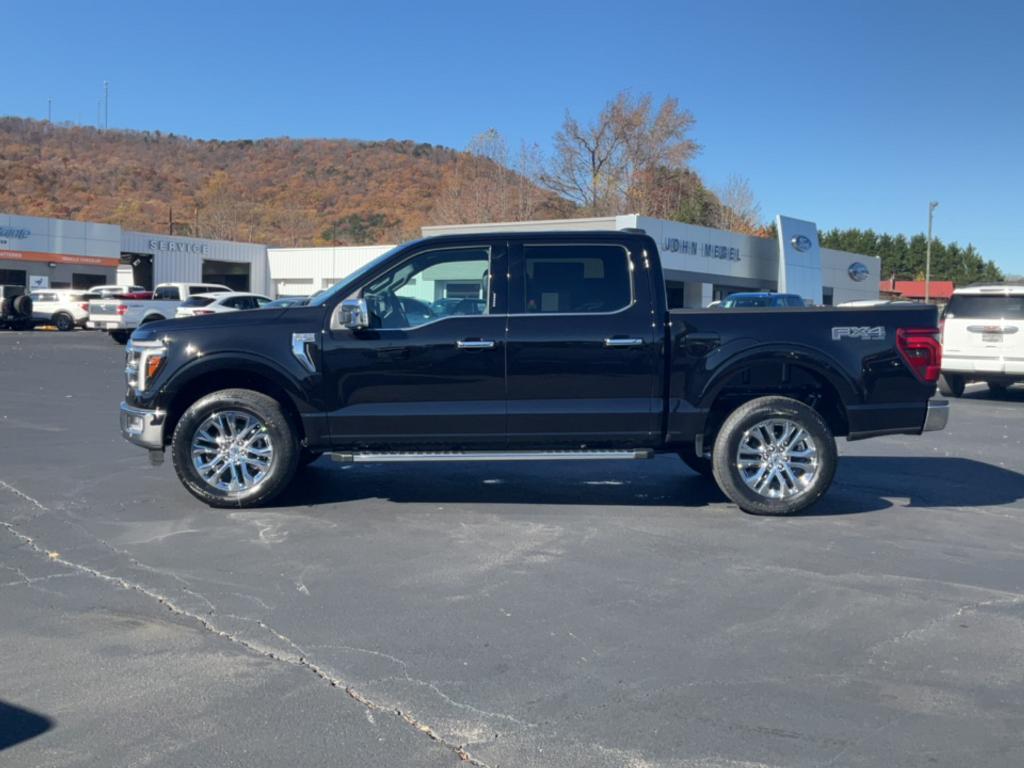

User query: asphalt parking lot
[2,330,1024,768]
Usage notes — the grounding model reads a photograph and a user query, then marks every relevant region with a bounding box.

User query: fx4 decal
[832,326,886,341]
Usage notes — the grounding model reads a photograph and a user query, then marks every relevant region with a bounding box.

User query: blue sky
[4,0,1023,273]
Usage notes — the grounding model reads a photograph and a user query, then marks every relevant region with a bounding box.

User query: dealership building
[2,210,879,306]
[0,212,270,294]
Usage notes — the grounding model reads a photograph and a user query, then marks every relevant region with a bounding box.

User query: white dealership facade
[2,210,879,306]
[0,212,270,294]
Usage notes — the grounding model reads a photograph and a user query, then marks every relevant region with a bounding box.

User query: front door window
[362,247,490,329]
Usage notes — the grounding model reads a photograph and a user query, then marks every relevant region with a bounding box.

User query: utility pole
[47,97,52,122]
[925,201,939,302]
[103,81,109,128]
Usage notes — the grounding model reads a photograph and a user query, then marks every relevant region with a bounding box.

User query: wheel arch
[161,355,309,447]
[697,345,858,440]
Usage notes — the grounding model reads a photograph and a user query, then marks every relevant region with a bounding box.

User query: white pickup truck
[88,282,229,344]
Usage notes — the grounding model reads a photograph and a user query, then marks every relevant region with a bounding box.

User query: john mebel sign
[148,238,209,255]
[661,237,741,262]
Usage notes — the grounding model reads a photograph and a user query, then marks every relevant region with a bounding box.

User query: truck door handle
[456,339,496,349]
[604,337,643,348]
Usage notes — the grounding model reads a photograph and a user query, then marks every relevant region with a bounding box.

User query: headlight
[125,338,167,392]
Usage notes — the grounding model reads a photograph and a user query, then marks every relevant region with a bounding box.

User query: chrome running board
[328,449,653,464]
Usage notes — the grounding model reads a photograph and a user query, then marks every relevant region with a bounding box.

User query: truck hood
[129,308,290,341]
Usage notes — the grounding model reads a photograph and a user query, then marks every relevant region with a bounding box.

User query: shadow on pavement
[960,383,1024,402]
[0,700,53,751]
[271,455,1024,517]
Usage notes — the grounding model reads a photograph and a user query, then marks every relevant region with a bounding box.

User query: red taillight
[193,310,214,315]
[897,327,942,383]
[116,304,128,316]
[80,303,89,311]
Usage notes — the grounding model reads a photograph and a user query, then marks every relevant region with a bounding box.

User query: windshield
[307,245,406,307]
[946,294,1024,320]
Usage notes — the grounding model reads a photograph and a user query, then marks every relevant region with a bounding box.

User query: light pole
[925,201,938,302]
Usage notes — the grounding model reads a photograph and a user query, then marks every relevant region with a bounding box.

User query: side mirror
[339,297,369,329]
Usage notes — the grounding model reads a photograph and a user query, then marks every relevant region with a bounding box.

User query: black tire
[110,330,130,345]
[938,374,966,397]
[12,294,33,317]
[171,388,299,508]
[711,396,837,516]
[987,381,1009,396]
[53,312,75,332]
[678,443,713,478]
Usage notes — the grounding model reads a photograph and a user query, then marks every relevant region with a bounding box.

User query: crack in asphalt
[0,481,492,767]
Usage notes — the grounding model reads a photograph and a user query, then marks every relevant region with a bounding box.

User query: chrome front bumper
[922,399,949,432]
[120,402,166,450]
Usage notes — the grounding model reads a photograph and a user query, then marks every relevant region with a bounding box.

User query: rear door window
[946,295,1024,319]
[522,244,632,314]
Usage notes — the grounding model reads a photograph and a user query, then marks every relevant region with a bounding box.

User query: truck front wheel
[171,388,300,508]
[712,396,837,516]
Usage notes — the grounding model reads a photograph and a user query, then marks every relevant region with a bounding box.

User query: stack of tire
[0,291,33,331]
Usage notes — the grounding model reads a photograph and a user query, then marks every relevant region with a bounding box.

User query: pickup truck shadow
[0,700,53,751]
[273,455,1024,517]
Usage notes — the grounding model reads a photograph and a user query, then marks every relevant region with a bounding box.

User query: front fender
[159,350,321,415]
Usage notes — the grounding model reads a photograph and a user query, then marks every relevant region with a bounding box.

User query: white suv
[30,289,89,331]
[939,284,1024,396]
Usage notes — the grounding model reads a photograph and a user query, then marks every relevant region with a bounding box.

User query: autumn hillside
[0,117,569,247]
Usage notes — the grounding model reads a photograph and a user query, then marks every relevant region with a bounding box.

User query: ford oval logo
[791,234,812,252]
[848,262,870,282]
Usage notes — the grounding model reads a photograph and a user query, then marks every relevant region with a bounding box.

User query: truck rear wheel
[712,396,837,516]
[171,388,300,508]
[938,374,966,397]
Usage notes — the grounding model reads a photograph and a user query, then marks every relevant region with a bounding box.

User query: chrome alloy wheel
[735,418,819,500]
[190,410,275,493]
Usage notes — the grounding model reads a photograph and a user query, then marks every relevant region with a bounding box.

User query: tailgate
[88,300,128,328]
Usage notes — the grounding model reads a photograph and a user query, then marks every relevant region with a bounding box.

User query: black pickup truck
[120,230,948,515]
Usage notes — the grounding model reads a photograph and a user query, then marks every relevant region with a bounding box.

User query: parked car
[82,284,145,299]
[0,285,33,330]
[838,299,920,307]
[29,289,89,331]
[721,292,807,308]
[88,282,229,344]
[262,296,310,309]
[119,230,947,516]
[175,292,272,318]
[939,283,1024,396]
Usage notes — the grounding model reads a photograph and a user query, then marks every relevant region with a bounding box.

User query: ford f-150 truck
[89,282,229,344]
[119,230,948,515]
